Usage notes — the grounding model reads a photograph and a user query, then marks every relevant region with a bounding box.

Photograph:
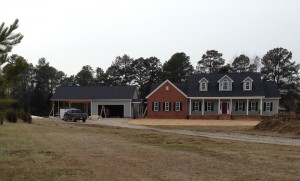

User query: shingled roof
[51,86,138,100]
[187,72,266,97]
[148,72,280,98]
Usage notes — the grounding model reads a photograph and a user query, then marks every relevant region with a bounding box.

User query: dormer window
[242,77,253,91]
[218,75,233,91]
[199,78,208,91]
[222,80,229,90]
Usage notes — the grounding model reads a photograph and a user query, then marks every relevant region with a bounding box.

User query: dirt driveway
[84,118,300,147]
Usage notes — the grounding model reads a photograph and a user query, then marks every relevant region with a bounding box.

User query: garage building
[51,86,141,118]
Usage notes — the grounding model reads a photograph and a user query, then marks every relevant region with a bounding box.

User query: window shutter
[270,102,273,111]
[152,102,154,111]
[192,102,195,111]
[200,102,202,111]
[212,102,214,111]
[249,102,251,111]
[169,102,171,111]
[263,103,266,111]
[243,102,245,111]
[236,102,238,111]
[163,102,165,111]
[180,102,182,111]
[256,102,258,111]
[205,102,207,111]
[173,102,176,111]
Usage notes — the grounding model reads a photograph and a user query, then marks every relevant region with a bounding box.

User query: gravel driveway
[85,118,300,147]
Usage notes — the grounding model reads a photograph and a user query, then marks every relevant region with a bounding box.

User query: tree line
[1,19,300,117]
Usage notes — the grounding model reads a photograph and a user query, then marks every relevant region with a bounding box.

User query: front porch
[188,97,264,120]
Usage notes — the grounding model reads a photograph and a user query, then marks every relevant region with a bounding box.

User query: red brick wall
[147,82,187,119]
[189,115,219,120]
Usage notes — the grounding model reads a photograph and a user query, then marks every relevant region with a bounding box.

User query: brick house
[146,72,281,120]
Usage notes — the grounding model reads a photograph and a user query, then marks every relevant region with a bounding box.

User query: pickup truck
[63,109,88,122]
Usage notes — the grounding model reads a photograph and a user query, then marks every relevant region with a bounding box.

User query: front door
[222,102,227,114]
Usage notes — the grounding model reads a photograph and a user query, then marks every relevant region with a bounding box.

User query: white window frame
[207,102,212,111]
[154,102,159,111]
[238,102,243,111]
[266,102,271,111]
[200,82,207,91]
[251,102,256,111]
[222,80,229,91]
[194,102,199,111]
[175,102,181,111]
[245,81,251,91]
[164,102,170,111]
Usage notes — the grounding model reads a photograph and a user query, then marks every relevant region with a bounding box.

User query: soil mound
[254,112,300,134]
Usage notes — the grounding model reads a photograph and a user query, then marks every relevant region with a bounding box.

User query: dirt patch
[6,149,31,156]
[254,112,300,134]
[129,119,259,126]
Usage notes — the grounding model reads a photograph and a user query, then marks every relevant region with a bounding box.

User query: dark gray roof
[150,82,188,95]
[51,86,138,100]
[187,72,266,97]
[262,81,281,98]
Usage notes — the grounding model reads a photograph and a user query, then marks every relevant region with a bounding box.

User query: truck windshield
[71,110,81,113]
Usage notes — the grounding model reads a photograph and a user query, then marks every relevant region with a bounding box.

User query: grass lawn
[0,119,300,180]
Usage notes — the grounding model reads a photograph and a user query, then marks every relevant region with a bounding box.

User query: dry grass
[128,118,260,126]
[129,119,300,138]
[0,119,299,180]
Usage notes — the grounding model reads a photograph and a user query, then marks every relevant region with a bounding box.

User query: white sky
[3,0,300,76]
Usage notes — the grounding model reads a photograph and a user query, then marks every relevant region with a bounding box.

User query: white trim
[129,100,132,117]
[175,102,181,111]
[187,96,265,99]
[242,77,253,83]
[260,98,263,115]
[145,80,187,99]
[218,75,234,83]
[198,77,209,83]
[153,102,159,111]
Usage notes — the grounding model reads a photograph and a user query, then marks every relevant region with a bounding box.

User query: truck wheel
[83,119,86,123]
[72,117,76,122]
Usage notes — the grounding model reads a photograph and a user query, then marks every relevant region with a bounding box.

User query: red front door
[222,102,227,114]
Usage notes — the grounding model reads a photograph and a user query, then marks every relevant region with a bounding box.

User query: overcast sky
[3,0,300,76]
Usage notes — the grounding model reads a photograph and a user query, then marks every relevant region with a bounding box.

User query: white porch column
[189,98,192,116]
[260,98,263,115]
[57,101,60,117]
[202,99,204,115]
[246,99,249,115]
[230,99,232,114]
[52,102,55,117]
[218,99,220,115]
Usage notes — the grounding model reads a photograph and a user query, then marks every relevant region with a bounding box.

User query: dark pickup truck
[63,109,88,122]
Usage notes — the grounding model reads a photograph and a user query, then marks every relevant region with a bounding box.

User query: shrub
[19,111,32,123]
[5,109,18,123]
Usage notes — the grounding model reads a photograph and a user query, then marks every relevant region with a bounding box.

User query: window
[222,80,229,90]
[194,102,199,111]
[200,82,207,91]
[245,81,250,90]
[175,102,181,111]
[266,102,271,111]
[251,102,256,111]
[164,102,170,111]
[238,102,243,111]
[154,102,159,111]
[207,102,212,111]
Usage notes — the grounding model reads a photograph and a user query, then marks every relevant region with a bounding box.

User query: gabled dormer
[242,77,253,91]
[218,75,233,91]
[199,78,208,91]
